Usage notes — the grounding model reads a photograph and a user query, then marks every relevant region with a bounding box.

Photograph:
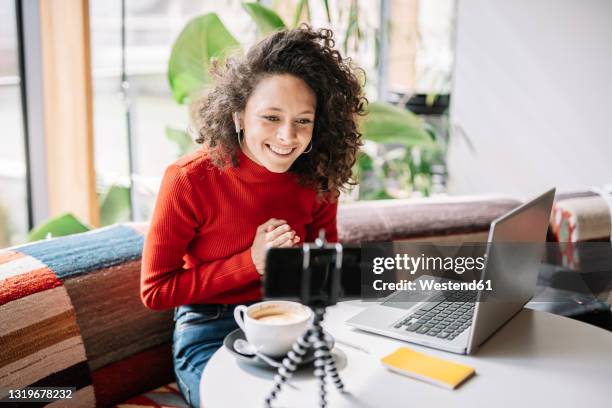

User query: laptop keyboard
[393,291,478,341]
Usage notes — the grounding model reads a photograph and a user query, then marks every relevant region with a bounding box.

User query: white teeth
[268,145,293,155]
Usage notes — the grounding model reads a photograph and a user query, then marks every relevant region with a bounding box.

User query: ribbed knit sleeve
[140,164,260,310]
[305,198,339,243]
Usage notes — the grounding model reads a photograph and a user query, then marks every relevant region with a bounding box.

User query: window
[0,0,28,246]
[90,0,254,223]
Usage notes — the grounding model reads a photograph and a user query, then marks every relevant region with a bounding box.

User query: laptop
[345,188,556,354]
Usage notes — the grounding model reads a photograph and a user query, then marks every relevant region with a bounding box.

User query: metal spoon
[233,339,282,368]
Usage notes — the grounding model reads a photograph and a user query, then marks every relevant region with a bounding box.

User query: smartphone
[263,245,362,304]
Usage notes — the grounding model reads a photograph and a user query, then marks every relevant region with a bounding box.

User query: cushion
[338,195,520,243]
[549,191,612,270]
[551,192,611,242]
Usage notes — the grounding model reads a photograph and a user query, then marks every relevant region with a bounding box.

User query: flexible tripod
[264,233,347,407]
[264,305,345,407]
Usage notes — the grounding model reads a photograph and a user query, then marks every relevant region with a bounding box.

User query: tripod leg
[311,332,328,407]
[264,328,312,408]
[310,307,334,407]
[321,338,345,392]
[313,309,345,394]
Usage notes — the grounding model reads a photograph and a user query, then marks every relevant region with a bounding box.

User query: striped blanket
[550,191,612,270]
[0,224,176,407]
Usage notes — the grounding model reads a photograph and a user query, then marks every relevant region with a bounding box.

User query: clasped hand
[251,218,300,275]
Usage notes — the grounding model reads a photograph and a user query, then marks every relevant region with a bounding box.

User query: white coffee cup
[234,301,313,357]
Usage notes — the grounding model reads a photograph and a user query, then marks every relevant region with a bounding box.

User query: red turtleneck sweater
[140,149,338,311]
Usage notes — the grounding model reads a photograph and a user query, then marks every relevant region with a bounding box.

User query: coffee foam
[249,305,308,325]
[255,312,305,325]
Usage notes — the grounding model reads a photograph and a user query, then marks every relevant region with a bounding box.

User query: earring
[233,112,243,146]
[302,142,313,154]
[236,128,244,146]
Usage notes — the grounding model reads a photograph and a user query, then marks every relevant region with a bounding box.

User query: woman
[140,25,365,407]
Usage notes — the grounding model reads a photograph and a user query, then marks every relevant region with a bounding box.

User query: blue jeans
[172,303,246,408]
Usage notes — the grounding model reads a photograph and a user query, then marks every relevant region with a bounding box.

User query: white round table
[200,301,612,407]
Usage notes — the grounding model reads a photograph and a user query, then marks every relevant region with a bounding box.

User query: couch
[0,196,520,407]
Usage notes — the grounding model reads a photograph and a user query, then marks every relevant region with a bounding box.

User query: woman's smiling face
[239,74,316,173]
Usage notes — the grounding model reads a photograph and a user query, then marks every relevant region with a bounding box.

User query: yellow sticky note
[381,347,475,389]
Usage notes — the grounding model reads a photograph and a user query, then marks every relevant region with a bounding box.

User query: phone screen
[263,246,362,304]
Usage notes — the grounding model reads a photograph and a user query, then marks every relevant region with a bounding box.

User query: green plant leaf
[362,102,437,148]
[357,103,442,200]
[99,184,132,226]
[292,0,309,27]
[356,151,374,173]
[361,188,393,201]
[166,126,198,157]
[168,13,240,104]
[425,92,438,107]
[242,2,286,36]
[322,0,331,23]
[343,0,359,53]
[27,213,91,242]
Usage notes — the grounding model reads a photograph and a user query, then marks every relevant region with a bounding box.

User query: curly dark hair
[191,25,367,200]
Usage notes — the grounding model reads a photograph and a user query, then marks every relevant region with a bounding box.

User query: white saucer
[223,328,334,369]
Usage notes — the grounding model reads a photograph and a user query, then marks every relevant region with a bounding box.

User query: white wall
[447,0,612,199]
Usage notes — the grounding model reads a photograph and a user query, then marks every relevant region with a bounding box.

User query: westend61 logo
[372,276,493,292]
